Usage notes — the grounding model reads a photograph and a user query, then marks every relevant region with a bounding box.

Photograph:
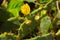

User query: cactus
[0,0,58,40]
[0,32,16,40]
[18,16,40,40]
[18,0,53,39]
[25,34,53,40]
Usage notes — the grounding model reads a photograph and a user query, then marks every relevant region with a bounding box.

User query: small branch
[33,2,40,5]
[55,0,60,19]
[30,0,53,15]
[56,0,60,13]
[1,0,8,7]
[56,0,59,12]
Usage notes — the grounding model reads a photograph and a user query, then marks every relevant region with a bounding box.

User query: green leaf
[8,9,19,17]
[7,0,23,17]
[40,16,53,34]
[7,0,23,11]
[24,0,36,2]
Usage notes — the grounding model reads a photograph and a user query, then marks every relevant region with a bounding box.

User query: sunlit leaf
[40,16,53,33]
[24,0,36,2]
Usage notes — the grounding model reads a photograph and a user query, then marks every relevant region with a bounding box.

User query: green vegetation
[0,0,60,40]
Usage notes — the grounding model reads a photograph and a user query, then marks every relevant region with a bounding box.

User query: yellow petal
[35,15,40,20]
[21,3,30,15]
[25,20,32,25]
[56,29,60,35]
[41,10,47,15]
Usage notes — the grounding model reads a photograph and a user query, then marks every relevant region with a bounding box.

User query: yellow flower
[21,3,30,15]
[4,32,7,35]
[35,15,40,20]
[41,10,47,15]
[25,20,32,25]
